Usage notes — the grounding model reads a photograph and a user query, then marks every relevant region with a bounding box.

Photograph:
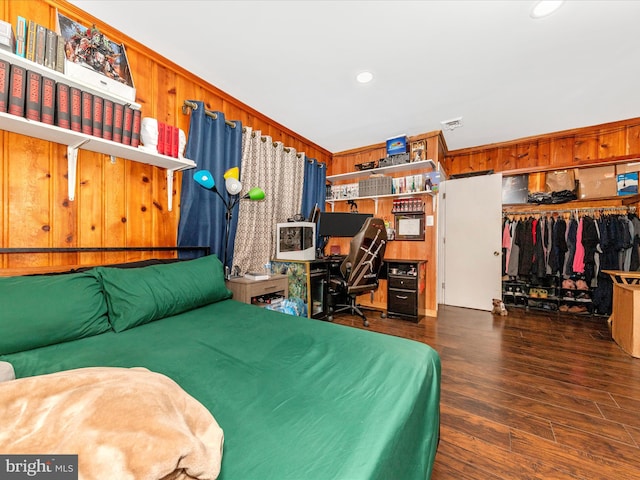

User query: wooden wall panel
[331,131,443,315]
[1,0,332,269]
[445,117,640,177]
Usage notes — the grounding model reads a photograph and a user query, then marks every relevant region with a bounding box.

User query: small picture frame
[394,213,425,241]
[411,140,426,162]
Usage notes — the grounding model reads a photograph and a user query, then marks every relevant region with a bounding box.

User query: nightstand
[225,274,289,306]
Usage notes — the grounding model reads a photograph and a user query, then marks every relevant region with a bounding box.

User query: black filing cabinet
[386,259,426,322]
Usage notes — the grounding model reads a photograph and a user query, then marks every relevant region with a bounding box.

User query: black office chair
[327,217,387,327]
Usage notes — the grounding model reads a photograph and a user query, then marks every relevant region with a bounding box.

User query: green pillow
[93,255,232,332]
[0,272,111,355]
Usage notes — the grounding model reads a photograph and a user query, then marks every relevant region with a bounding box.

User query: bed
[0,254,441,480]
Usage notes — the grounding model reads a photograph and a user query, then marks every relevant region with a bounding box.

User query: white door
[441,173,503,311]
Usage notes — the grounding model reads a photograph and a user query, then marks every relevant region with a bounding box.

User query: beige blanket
[0,367,223,480]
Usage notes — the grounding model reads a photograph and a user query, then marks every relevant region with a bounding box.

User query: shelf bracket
[167,169,175,212]
[67,145,78,201]
[66,140,89,202]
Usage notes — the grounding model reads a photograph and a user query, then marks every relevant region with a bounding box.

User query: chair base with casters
[326,217,388,327]
[326,289,386,327]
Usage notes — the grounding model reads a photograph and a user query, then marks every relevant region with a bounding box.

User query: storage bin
[358,176,392,197]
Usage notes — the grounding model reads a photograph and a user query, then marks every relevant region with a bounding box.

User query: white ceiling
[68,0,640,154]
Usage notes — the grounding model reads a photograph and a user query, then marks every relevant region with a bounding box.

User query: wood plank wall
[330,130,446,315]
[443,117,640,176]
[0,0,332,269]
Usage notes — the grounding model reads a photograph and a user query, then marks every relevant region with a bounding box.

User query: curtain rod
[183,100,314,160]
[182,100,236,128]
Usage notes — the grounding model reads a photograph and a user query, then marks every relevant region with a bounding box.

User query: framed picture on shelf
[411,140,426,162]
[56,12,135,100]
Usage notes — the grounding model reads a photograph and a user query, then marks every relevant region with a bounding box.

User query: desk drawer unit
[385,259,426,322]
[388,287,418,318]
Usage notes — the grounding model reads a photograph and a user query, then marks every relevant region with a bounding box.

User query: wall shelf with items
[0,50,195,211]
[326,191,434,214]
[326,159,436,183]
[0,112,195,211]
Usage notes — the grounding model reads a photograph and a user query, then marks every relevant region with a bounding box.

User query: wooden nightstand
[225,274,289,306]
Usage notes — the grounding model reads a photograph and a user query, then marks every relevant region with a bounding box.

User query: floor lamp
[194,168,265,277]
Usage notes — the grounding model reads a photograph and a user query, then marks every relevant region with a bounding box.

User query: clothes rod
[502,205,636,216]
[182,100,236,128]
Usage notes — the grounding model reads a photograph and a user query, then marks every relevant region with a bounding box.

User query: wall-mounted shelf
[0,48,140,109]
[0,49,196,211]
[326,159,436,183]
[0,112,195,211]
[326,190,434,214]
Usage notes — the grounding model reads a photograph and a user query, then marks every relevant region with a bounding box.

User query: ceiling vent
[440,117,464,131]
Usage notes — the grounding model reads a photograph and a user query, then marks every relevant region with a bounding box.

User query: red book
[92,95,103,137]
[0,59,9,113]
[113,103,124,143]
[172,125,180,158]
[41,76,55,125]
[131,109,141,147]
[69,86,81,132]
[55,83,70,129]
[25,70,42,122]
[157,121,165,155]
[164,123,171,156]
[8,64,26,117]
[102,99,114,141]
[80,91,93,135]
[122,106,133,145]
[167,125,175,157]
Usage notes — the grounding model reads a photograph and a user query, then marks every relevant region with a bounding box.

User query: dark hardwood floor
[333,305,640,479]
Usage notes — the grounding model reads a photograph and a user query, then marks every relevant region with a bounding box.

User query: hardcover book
[112,102,124,143]
[15,16,27,58]
[69,86,82,132]
[44,28,57,70]
[165,123,173,157]
[25,20,36,62]
[131,109,141,147]
[244,272,270,281]
[55,34,65,73]
[8,64,26,117]
[25,70,43,122]
[92,95,103,137]
[172,124,180,158]
[0,59,8,112]
[34,24,46,65]
[102,99,114,141]
[55,82,70,129]
[41,76,55,125]
[122,106,133,145]
[157,120,165,155]
[80,90,93,135]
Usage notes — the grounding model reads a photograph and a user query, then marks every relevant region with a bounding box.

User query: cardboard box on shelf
[545,169,576,193]
[502,174,529,204]
[575,166,617,199]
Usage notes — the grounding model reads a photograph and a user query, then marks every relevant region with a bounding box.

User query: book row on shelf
[1,17,65,74]
[0,55,142,146]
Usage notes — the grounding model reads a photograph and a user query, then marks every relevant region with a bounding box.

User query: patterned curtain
[232,128,305,273]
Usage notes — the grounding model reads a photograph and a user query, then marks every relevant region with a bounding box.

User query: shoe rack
[502,275,595,315]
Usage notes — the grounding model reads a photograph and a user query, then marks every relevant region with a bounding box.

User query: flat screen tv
[317,212,373,238]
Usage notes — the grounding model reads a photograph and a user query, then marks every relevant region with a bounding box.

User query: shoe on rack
[568,305,587,314]
[576,279,589,290]
[529,288,538,298]
[562,279,576,290]
[559,304,569,312]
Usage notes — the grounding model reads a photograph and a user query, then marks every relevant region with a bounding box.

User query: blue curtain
[301,157,327,218]
[301,157,327,249]
[177,101,243,266]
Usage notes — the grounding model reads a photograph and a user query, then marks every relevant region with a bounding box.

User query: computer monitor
[317,212,373,238]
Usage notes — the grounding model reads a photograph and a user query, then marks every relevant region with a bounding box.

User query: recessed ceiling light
[530,0,565,19]
[356,71,373,84]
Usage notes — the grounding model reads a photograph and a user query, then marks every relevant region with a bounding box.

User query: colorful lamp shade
[244,187,265,201]
[193,170,215,190]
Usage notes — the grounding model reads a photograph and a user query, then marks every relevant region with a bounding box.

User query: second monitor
[317,212,373,238]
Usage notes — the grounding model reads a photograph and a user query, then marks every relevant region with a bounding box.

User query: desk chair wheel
[381,312,387,319]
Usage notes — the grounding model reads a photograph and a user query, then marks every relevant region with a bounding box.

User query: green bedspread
[2,299,440,480]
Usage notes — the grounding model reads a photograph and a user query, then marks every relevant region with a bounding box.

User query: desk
[272,257,344,319]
